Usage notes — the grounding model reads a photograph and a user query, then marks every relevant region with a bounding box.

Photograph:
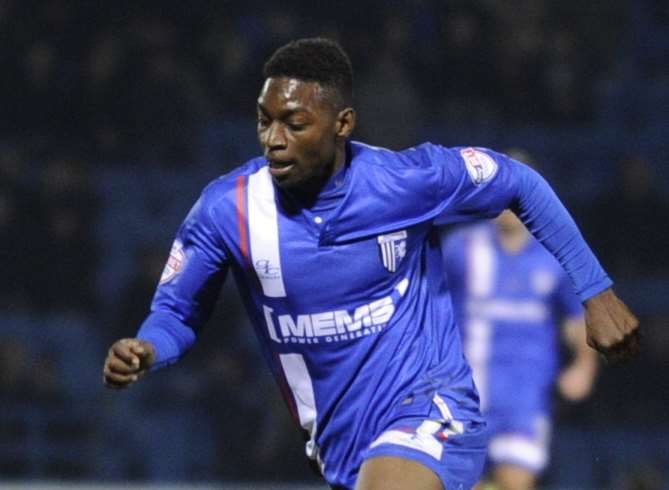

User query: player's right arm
[102,185,230,388]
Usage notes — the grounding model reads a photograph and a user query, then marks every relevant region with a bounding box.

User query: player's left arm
[431,145,640,363]
[501,153,640,364]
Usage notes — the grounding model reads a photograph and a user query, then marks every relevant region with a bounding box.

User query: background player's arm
[558,316,598,401]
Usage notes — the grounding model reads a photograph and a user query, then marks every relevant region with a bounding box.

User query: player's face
[257,77,343,192]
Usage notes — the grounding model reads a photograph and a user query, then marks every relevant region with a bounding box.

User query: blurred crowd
[4,0,665,163]
[1,0,668,486]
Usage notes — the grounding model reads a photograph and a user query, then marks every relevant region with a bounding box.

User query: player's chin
[271,172,301,190]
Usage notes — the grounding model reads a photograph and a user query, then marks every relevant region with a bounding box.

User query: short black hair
[263,37,353,107]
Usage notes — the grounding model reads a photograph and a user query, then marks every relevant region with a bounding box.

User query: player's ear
[335,108,356,139]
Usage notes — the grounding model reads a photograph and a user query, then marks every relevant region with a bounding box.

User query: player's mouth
[268,160,295,177]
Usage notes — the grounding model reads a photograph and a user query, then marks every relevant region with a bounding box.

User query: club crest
[377,230,407,272]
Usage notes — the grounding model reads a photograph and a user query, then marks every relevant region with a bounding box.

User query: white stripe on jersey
[279,353,319,458]
[464,230,495,410]
[467,229,495,297]
[248,167,287,297]
[463,318,491,411]
[466,299,549,323]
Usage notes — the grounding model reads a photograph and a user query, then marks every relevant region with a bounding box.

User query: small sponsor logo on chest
[254,259,281,279]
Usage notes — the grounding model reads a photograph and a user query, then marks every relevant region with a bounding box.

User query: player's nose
[265,121,287,151]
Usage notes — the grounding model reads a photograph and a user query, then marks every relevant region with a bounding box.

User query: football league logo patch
[461,147,498,185]
[378,230,407,272]
[160,240,185,284]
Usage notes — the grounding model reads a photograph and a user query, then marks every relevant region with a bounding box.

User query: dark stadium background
[1,1,667,488]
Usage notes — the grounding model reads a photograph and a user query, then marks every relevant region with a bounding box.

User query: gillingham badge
[377,230,407,272]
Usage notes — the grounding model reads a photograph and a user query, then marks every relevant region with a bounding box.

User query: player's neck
[498,227,531,254]
[283,144,348,208]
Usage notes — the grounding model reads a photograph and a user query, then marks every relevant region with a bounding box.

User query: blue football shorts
[484,406,551,474]
[361,391,489,490]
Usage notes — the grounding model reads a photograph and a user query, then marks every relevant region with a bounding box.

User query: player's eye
[257,117,270,129]
[287,122,307,132]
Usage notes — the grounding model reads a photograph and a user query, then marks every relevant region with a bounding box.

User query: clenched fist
[584,288,640,364]
[103,338,156,389]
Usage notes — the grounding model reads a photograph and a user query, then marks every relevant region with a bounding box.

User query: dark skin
[584,288,640,363]
[103,338,155,389]
[256,77,356,203]
[102,77,640,490]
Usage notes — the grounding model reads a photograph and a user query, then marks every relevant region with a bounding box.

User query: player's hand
[584,288,640,364]
[558,362,596,401]
[103,338,156,389]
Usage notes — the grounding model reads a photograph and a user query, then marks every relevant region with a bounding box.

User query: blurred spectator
[80,30,134,163]
[0,336,62,403]
[540,26,594,123]
[32,156,99,312]
[200,19,256,118]
[355,13,422,148]
[0,144,40,309]
[488,0,548,123]
[432,4,497,124]
[113,244,165,343]
[125,13,213,168]
[583,154,669,279]
[0,183,31,309]
[14,40,64,138]
[618,463,666,490]
[0,0,630,160]
[128,48,210,168]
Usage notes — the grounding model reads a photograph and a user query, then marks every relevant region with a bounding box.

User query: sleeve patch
[160,240,186,284]
[460,148,498,185]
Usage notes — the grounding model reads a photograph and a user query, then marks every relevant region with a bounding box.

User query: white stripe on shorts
[488,433,549,472]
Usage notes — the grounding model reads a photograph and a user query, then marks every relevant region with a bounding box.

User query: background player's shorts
[485,409,551,474]
[362,392,489,490]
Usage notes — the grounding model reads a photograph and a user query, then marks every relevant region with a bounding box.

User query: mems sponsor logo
[263,279,409,344]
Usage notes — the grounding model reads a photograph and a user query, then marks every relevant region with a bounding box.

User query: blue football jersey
[442,223,583,414]
[137,141,611,487]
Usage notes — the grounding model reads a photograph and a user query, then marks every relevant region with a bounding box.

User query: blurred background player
[441,149,599,490]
